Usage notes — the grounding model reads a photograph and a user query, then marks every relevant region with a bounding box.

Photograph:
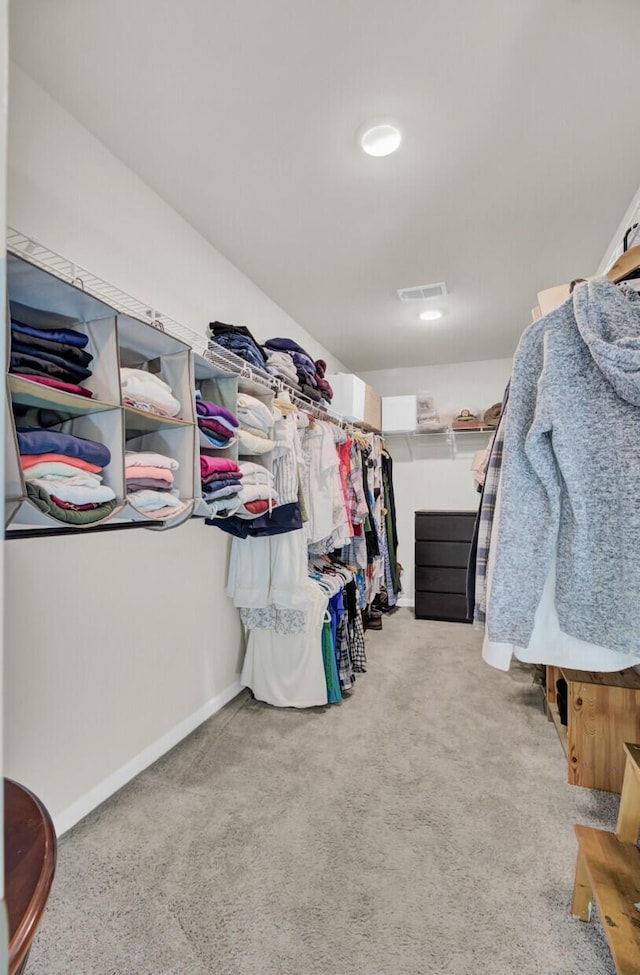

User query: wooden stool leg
[616,755,640,843]
[572,849,593,921]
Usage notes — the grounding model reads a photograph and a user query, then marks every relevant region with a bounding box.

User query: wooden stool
[617,745,640,844]
[572,743,640,974]
[5,779,57,975]
[558,669,640,793]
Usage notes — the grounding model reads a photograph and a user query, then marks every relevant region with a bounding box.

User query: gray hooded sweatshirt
[487,278,640,655]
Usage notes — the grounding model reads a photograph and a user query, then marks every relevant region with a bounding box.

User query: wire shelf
[6,228,208,354]
[6,226,353,430]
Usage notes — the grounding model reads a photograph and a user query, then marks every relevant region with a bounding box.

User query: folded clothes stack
[200,455,243,517]
[264,349,301,390]
[235,461,278,519]
[196,398,239,449]
[121,368,181,418]
[10,319,95,397]
[314,359,334,404]
[18,426,116,524]
[263,337,324,402]
[235,393,275,456]
[125,450,187,519]
[209,322,267,373]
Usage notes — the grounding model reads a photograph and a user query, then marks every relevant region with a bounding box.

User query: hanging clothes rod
[5,520,161,541]
[202,344,352,428]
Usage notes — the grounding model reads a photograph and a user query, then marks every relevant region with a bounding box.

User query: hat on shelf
[451,409,481,431]
[454,409,477,422]
[483,403,502,428]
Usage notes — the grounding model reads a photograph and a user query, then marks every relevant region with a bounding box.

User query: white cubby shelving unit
[117,314,196,528]
[6,254,125,532]
[5,252,196,535]
[5,229,362,538]
[192,358,277,521]
[236,376,275,472]
[192,353,239,518]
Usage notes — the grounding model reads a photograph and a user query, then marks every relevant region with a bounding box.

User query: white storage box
[327,373,366,421]
[382,395,417,433]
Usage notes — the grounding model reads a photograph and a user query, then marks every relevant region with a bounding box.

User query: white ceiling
[9,0,640,372]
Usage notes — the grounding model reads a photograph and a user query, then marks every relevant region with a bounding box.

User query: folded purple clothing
[198,417,235,438]
[264,337,312,358]
[202,477,242,495]
[127,478,173,492]
[297,369,318,387]
[203,470,243,482]
[316,376,334,397]
[202,478,243,495]
[195,400,239,427]
[291,351,317,372]
[202,471,243,487]
[295,358,316,373]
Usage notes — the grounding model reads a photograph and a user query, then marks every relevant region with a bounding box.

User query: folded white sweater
[30,474,116,504]
[130,489,182,511]
[236,393,273,432]
[125,451,180,470]
[237,429,274,455]
[121,369,181,417]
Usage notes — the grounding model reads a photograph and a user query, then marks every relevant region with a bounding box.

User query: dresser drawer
[415,540,471,568]
[415,512,476,542]
[415,591,471,623]
[415,566,467,594]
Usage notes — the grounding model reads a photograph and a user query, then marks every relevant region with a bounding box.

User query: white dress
[227,530,308,609]
[241,579,329,708]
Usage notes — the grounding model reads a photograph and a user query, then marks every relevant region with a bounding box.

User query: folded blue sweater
[11,319,89,349]
[17,427,111,467]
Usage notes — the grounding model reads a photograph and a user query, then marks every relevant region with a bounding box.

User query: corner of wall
[53,679,243,836]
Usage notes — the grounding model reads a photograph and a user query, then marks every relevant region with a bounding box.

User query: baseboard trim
[397,596,415,608]
[54,679,243,837]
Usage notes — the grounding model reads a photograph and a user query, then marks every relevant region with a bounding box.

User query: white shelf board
[9,375,118,417]
[383,427,493,461]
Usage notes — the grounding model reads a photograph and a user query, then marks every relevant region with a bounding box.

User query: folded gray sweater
[487,278,640,654]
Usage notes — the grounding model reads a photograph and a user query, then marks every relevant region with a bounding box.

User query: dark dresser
[415,510,476,622]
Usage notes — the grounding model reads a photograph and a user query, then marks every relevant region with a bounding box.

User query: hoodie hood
[573,277,640,405]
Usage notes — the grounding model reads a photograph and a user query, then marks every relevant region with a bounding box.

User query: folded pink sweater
[200,455,242,479]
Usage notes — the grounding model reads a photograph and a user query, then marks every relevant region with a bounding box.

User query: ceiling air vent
[397,281,448,302]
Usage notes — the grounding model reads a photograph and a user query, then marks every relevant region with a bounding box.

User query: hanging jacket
[487,279,640,657]
[382,452,401,595]
[360,446,380,560]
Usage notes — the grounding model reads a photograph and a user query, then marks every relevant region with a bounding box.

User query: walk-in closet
[1,3,640,975]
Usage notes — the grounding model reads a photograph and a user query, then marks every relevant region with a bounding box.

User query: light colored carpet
[29,611,619,975]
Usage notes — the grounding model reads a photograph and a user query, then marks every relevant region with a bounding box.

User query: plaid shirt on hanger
[348,614,367,673]
[474,390,509,625]
[336,614,355,690]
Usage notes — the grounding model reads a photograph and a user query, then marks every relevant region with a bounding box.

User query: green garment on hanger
[321,620,342,704]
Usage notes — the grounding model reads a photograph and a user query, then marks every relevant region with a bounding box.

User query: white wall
[5,64,348,834]
[360,358,513,604]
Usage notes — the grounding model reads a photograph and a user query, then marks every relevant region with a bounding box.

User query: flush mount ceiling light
[359,121,402,157]
[419,309,443,322]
